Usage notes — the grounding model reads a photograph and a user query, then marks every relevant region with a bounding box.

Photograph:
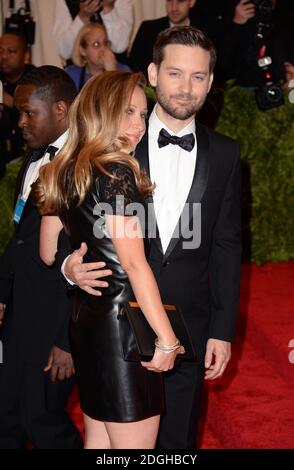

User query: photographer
[53,0,133,63]
[220,0,294,88]
[0,31,34,170]
[4,0,35,46]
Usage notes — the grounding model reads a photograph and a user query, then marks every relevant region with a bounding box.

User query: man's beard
[156,89,206,121]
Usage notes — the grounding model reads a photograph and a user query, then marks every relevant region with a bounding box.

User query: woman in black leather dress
[34,71,184,449]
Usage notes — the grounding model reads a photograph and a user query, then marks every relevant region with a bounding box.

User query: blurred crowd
[1,0,294,177]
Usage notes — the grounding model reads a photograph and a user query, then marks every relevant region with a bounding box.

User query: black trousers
[0,355,82,449]
[157,361,205,449]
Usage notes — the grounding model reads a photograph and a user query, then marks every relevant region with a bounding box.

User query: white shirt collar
[169,18,190,28]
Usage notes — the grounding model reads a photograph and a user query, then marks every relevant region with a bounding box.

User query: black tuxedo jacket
[0,151,71,365]
[135,122,241,360]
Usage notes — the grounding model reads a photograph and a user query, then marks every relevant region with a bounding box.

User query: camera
[250,0,284,110]
[4,1,35,45]
[255,82,284,110]
[255,54,284,110]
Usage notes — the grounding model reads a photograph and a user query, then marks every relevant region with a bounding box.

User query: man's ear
[24,48,30,64]
[207,73,214,94]
[53,100,69,122]
[147,63,158,87]
[190,0,197,8]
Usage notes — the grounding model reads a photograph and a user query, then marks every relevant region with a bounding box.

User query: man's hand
[102,0,116,14]
[234,0,256,25]
[284,62,294,87]
[44,345,75,382]
[0,303,6,326]
[204,338,231,380]
[64,242,112,296]
[79,0,101,23]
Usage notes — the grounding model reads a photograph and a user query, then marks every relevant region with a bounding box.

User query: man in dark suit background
[62,26,242,449]
[129,0,198,76]
[0,66,82,448]
[0,32,35,175]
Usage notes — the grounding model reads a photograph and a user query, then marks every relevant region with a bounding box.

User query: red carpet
[67,262,294,448]
[199,261,294,448]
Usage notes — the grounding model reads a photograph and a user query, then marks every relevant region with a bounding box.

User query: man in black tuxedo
[62,26,242,449]
[0,66,82,448]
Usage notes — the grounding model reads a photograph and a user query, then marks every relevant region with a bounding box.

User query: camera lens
[266,85,283,103]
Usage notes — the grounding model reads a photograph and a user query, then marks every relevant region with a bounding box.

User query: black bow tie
[30,145,58,162]
[46,145,58,161]
[158,128,195,152]
[30,146,47,162]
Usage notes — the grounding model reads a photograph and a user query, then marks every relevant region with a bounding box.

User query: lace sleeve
[98,163,143,216]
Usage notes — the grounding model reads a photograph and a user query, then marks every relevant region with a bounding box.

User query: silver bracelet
[155,338,180,354]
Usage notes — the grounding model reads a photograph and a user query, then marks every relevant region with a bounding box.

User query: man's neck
[49,127,68,147]
[3,68,25,84]
[155,105,195,134]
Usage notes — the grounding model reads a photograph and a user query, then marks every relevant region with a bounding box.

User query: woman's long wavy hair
[35,71,153,215]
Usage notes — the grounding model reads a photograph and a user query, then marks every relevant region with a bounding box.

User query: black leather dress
[63,164,164,422]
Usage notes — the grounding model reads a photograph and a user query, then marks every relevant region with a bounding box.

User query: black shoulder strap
[65,0,80,20]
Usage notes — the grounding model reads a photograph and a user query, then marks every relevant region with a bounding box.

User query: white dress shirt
[148,106,197,253]
[22,131,69,200]
[53,0,133,59]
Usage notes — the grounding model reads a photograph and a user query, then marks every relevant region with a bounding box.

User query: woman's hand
[101,47,117,71]
[141,343,185,373]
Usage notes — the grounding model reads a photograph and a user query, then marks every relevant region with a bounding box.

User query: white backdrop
[0,0,166,66]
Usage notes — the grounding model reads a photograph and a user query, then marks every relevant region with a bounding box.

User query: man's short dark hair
[1,31,28,51]
[19,65,77,103]
[153,26,217,74]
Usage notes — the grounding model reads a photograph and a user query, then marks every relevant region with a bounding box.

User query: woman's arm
[40,216,64,265]
[106,214,183,371]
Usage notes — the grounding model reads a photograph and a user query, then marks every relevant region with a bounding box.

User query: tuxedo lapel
[163,123,210,261]
[136,132,150,176]
[14,152,34,205]
[14,147,48,230]
[136,132,164,255]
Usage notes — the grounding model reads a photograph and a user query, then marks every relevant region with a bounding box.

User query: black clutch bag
[118,301,196,362]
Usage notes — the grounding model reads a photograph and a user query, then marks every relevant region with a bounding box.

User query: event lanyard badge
[13,195,27,224]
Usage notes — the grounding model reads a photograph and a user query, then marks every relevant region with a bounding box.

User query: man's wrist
[233,15,246,24]
[102,0,115,15]
[103,6,114,15]
[78,12,92,24]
